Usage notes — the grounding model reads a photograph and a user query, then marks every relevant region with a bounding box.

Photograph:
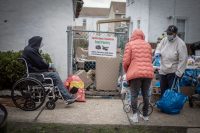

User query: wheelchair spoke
[23,98,36,109]
[12,78,46,111]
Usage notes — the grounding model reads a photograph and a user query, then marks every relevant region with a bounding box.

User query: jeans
[43,72,73,100]
[129,78,151,116]
[160,73,176,96]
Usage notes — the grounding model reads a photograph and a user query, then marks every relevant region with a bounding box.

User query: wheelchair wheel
[46,100,56,110]
[138,102,153,116]
[123,104,131,113]
[47,88,60,102]
[121,93,126,100]
[11,77,46,111]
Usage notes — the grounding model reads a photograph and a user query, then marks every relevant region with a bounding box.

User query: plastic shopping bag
[156,89,187,114]
[120,74,129,94]
[153,56,160,67]
[156,78,187,114]
[76,88,86,102]
[179,69,196,87]
[65,75,85,102]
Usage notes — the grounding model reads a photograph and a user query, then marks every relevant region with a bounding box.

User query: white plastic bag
[121,74,129,94]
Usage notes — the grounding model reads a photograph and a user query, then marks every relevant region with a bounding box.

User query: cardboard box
[76,47,96,60]
[76,60,85,69]
[96,53,121,91]
[75,47,96,70]
[180,86,195,96]
[74,70,93,89]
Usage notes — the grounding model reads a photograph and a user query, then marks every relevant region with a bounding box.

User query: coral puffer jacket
[123,29,154,81]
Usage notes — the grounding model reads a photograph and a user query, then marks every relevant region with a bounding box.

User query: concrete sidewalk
[2,98,200,132]
[128,103,200,127]
[6,99,130,125]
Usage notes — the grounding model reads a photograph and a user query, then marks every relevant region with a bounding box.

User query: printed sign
[88,35,117,58]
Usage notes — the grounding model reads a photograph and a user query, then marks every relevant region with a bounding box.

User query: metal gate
[66,27,128,91]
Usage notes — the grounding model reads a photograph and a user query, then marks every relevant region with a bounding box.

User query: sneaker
[65,98,76,105]
[65,95,80,105]
[130,113,138,123]
[139,114,149,121]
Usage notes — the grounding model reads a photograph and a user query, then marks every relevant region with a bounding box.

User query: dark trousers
[160,73,176,96]
[129,78,152,116]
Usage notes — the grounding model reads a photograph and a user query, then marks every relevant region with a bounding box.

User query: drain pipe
[67,26,73,77]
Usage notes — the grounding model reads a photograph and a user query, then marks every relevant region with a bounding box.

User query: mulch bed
[0,98,15,107]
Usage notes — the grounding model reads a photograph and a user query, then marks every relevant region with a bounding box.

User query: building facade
[0,0,82,80]
[108,2,126,32]
[126,0,200,44]
[74,7,109,31]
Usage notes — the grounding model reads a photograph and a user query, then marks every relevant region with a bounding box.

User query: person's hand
[174,74,182,83]
[175,71,183,79]
[49,63,56,72]
[153,53,161,63]
[175,74,180,79]
[155,53,161,58]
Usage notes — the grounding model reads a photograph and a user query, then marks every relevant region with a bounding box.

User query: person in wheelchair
[22,36,77,105]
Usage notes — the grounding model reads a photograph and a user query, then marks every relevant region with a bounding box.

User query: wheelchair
[11,58,62,111]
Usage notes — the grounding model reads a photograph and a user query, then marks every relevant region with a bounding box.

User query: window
[121,15,125,19]
[176,19,186,41]
[137,20,140,29]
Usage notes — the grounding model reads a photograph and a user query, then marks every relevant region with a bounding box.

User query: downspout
[173,0,176,25]
[72,0,76,18]
[67,26,73,76]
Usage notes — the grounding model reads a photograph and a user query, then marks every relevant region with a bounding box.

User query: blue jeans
[43,72,73,100]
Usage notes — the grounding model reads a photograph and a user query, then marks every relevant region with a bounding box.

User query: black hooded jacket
[22,36,49,73]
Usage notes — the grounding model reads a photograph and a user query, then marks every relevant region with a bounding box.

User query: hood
[28,36,42,50]
[130,29,145,41]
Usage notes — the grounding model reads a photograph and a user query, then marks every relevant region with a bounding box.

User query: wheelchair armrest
[43,77,54,85]
[29,73,45,82]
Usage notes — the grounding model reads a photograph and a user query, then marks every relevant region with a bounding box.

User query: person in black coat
[22,36,76,105]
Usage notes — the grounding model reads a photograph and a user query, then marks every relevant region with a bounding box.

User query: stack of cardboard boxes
[74,47,121,91]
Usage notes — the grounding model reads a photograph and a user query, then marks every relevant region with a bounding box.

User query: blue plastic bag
[179,69,196,87]
[179,75,194,87]
[156,78,187,114]
[153,56,160,67]
[196,85,200,94]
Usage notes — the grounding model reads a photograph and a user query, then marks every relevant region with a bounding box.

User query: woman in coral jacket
[123,29,154,123]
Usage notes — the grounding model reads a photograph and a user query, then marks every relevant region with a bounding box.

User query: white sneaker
[139,114,149,121]
[130,113,138,123]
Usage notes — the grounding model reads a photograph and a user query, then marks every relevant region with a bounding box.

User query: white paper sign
[88,35,117,58]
